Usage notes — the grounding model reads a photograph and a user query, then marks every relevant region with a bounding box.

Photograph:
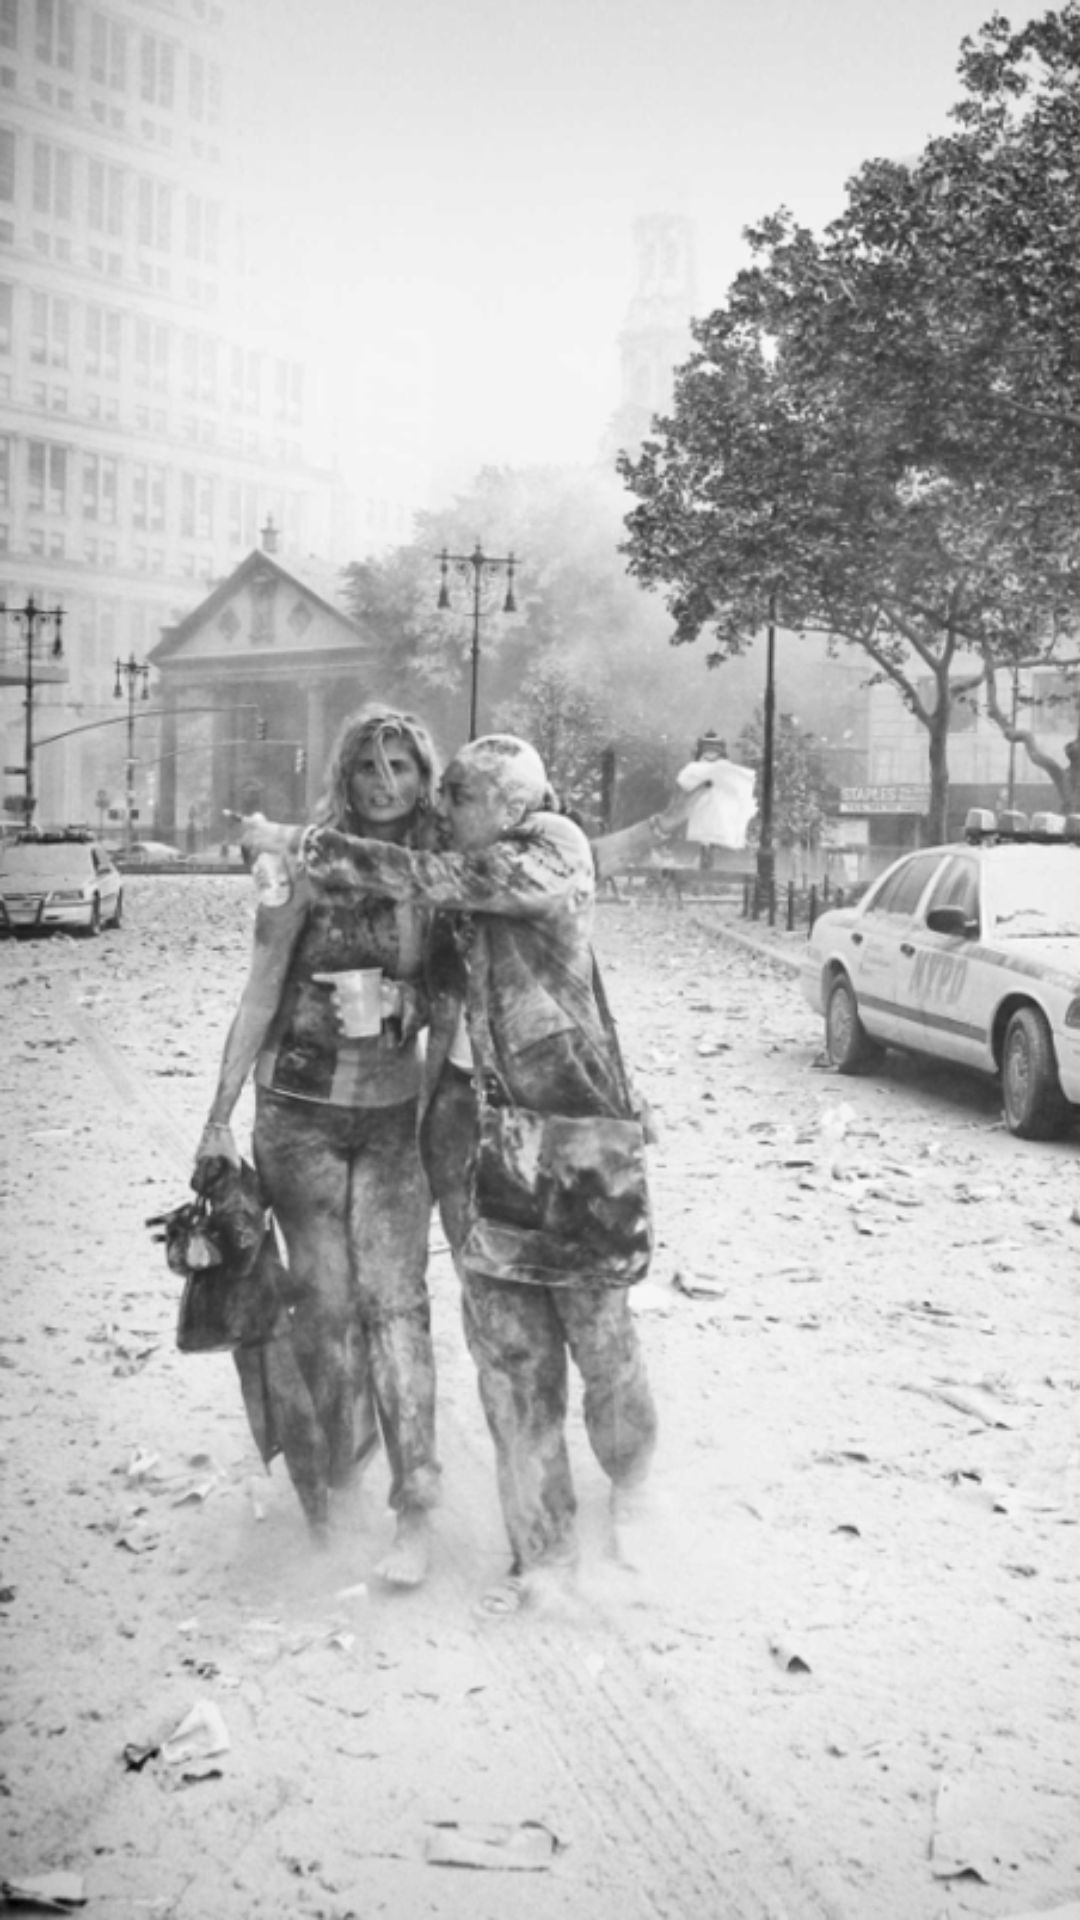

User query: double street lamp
[1,595,65,829]
[436,541,518,741]
[113,652,150,847]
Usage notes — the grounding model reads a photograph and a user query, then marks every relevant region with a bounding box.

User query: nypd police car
[801,809,1080,1139]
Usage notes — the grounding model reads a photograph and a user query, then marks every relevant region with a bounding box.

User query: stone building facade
[149,534,376,842]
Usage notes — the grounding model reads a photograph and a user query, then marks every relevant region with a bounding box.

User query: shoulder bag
[459,960,653,1288]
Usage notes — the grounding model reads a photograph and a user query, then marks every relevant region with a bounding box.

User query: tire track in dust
[58,983,842,1920]
[434,1421,845,1920]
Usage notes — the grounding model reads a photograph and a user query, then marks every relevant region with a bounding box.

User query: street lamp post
[1,596,65,829]
[755,593,778,918]
[436,541,518,741]
[113,653,150,847]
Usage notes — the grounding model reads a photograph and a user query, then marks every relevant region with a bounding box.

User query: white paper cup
[313,968,384,1038]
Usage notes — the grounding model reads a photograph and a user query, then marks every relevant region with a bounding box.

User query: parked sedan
[0,833,123,935]
[114,840,189,868]
[801,813,1080,1139]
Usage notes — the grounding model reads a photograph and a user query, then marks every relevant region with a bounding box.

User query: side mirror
[926,905,976,937]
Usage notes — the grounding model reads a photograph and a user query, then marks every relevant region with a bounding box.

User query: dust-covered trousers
[421,1068,657,1572]
[253,1087,440,1515]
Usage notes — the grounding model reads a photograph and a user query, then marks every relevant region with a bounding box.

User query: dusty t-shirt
[255,883,426,1108]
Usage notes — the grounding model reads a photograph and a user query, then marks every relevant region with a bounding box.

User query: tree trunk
[926,706,950,844]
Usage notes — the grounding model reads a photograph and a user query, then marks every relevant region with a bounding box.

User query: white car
[801,811,1080,1139]
[115,840,189,867]
[0,833,123,936]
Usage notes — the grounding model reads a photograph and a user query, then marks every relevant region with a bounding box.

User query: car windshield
[987,848,1080,938]
[0,843,91,880]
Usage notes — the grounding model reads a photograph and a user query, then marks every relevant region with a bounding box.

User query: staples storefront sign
[839,785,930,816]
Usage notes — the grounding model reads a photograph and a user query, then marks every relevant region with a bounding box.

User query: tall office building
[0,0,344,829]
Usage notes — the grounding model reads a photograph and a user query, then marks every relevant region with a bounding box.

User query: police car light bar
[964,808,997,838]
[964,806,1080,843]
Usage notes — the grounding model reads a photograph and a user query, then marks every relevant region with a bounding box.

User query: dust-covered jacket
[299,810,631,1121]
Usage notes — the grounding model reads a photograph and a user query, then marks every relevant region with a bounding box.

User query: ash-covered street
[2,875,1079,1920]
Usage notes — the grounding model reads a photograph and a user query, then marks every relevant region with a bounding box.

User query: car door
[91,844,120,918]
[848,850,953,1045]
[906,854,989,1067]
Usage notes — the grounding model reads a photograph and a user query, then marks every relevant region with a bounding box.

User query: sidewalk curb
[688,911,804,977]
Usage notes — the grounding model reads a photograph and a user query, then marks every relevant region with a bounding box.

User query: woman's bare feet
[374,1509,431,1588]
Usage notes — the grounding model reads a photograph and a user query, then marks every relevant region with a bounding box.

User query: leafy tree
[735,708,838,850]
[493,662,609,827]
[343,464,732,815]
[618,7,1080,841]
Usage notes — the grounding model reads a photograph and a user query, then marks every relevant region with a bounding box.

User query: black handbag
[459,960,653,1288]
[148,1157,284,1353]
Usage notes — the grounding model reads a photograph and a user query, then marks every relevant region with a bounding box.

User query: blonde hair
[317,703,441,841]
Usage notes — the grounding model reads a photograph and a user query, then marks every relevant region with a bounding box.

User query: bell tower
[602,212,697,460]
[619,213,697,418]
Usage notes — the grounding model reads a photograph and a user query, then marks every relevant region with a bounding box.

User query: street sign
[839,784,930,816]
[4,764,25,775]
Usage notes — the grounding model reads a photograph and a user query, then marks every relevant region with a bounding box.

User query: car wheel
[1001,1005,1071,1139]
[825,972,882,1074]
[85,895,101,938]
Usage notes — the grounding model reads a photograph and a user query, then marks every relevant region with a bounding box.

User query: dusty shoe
[374,1509,431,1589]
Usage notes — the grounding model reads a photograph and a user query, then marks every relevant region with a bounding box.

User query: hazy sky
[253,0,1027,488]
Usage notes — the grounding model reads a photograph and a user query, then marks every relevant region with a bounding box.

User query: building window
[91,11,125,89]
[30,290,68,367]
[35,0,74,67]
[184,191,201,261]
[33,141,73,219]
[134,316,168,387]
[83,451,117,523]
[28,439,67,513]
[0,433,9,508]
[181,471,213,540]
[0,280,11,353]
[0,127,13,202]
[137,175,172,250]
[188,50,203,120]
[140,32,175,108]
[85,304,121,380]
[131,460,166,531]
[0,1,17,50]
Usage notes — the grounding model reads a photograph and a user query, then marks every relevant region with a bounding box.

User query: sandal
[475,1573,526,1618]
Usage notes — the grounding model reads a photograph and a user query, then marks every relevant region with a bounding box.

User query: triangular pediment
[150,550,373,669]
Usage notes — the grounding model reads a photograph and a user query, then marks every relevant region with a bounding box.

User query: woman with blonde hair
[193,704,442,1584]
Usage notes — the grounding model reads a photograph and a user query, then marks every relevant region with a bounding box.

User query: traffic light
[294,747,307,775]
[256,715,268,741]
